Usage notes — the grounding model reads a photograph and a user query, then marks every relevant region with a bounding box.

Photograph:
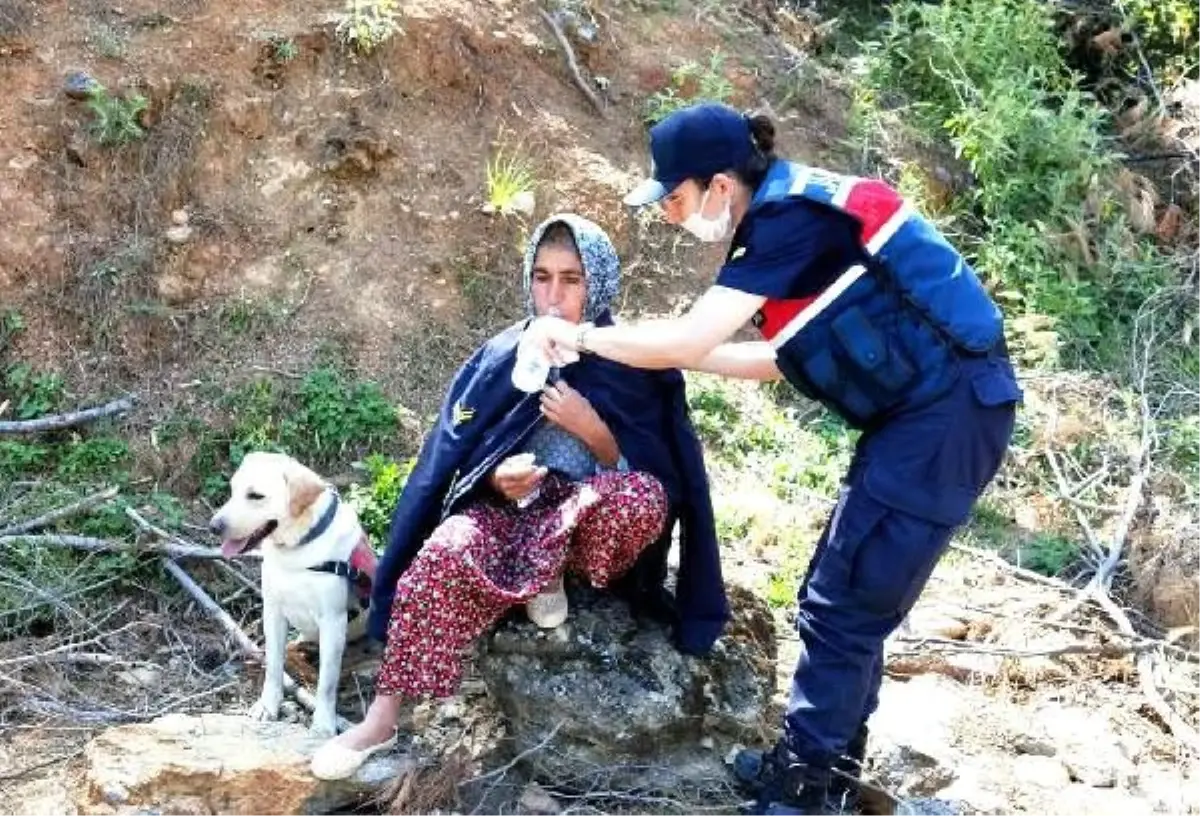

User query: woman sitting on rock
[310,213,728,779]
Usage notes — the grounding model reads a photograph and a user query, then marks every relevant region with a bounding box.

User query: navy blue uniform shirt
[716,199,867,301]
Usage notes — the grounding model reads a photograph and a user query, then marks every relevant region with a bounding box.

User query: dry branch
[0,621,142,668]
[0,486,120,536]
[948,542,1080,592]
[0,533,225,560]
[538,8,606,116]
[0,395,135,435]
[159,558,350,732]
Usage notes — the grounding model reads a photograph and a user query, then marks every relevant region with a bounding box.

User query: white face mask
[680,188,732,243]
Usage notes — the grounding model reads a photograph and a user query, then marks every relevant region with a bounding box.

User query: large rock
[476,583,776,794]
[76,713,411,815]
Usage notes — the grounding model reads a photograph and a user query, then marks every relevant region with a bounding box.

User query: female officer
[525,102,1022,814]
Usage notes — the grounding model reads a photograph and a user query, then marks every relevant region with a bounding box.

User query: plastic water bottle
[512,333,552,393]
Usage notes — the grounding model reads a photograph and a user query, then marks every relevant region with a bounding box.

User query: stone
[904,607,970,641]
[517,782,561,815]
[165,224,193,244]
[75,712,412,815]
[171,209,189,225]
[896,798,964,816]
[64,70,101,100]
[1036,706,1135,789]
[1012,755,1072,789]
[867,675,964,797]
[475,583,775,795]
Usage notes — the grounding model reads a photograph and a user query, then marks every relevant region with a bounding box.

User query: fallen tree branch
[159,558,350,732]
[0,395,135,435]
[1092,589,1200,754]
[0,486,120,536]
[895,634,1159,660]
[538,8,606,116]
[0,621,141,668]
[1044,447,1105,559]
[0,533,226,560]
[948,542,1080,592]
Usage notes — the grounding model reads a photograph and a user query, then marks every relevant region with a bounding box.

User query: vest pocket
[831,306,917,394]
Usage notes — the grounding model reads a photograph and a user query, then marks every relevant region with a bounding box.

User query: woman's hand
[490,453,547,501]
[541,382,621,467]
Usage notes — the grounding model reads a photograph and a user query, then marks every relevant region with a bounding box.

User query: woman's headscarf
[521,213,620,322]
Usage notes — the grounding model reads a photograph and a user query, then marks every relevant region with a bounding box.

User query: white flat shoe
[526,574,568,629]
[310,731,398,780]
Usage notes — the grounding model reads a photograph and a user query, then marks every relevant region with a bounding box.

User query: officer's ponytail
[747,113,776,157]
[701,111,777,193]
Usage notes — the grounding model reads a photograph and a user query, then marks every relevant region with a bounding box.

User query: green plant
[269,35,298,63]
[0,309,25,356]
[483,148,536,217]
[191,367,401,499]
[644,50,734,125]
[0,441,52,479]
[289,367,399,460]
[4,364,65,420]
[56,437,130,480]
[1016,533,1079,576]
[347,454,415,546]
[334,0,403,54]
[859,0,1178,369]
[85,85,148,146]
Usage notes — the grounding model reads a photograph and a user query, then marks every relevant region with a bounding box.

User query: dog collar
[296,490,339,547]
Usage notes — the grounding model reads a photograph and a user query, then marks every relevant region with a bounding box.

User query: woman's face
[530,244,586,324]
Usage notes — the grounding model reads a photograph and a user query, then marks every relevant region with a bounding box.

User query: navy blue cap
[624,102,755,207]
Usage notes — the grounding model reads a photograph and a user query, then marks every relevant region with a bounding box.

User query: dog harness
[300,491,377,609]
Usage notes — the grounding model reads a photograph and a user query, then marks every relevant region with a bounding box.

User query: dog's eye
[246,491,265,501]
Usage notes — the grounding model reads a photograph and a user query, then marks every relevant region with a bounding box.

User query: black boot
[736,741,832,816]
[827,724,868,812]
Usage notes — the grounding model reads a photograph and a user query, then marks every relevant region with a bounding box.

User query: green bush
[347,454,415,548]
[861,0,1180,368]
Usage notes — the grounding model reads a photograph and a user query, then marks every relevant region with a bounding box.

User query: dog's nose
[208,516,226,537]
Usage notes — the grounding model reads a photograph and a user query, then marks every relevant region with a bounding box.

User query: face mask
[680,188,732,243]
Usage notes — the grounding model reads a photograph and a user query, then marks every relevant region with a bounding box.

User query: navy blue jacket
[368,313,730,654]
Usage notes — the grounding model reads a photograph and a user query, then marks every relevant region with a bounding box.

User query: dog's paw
[248,696,281,722]
[309,711,338,738]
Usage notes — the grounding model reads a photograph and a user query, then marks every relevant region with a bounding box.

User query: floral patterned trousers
[375,471,668,698]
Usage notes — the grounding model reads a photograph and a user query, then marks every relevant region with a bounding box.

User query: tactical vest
[748,160,1004,429]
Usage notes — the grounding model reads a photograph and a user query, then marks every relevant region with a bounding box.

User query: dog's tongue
[220,538,248,558]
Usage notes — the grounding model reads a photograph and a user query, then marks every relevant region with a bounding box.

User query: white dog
[209,451,378,737]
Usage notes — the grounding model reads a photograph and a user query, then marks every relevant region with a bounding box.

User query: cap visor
[623,179,668,207]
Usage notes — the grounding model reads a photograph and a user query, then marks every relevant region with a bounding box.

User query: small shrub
[334,0,402,54]
[347,454,415,547]
[644,50,734,126]
[0,309,24,356]
[860,0,1178,369]
[191,367,401,499]
[483,148,536,217]
[1016,533,1079,577]
[4,363,65,420]
[269,35,298,63]
[0,441,52,479]
[85,85,148,146]
[56,438,130,480]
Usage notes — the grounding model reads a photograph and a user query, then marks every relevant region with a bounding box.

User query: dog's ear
[284,458,327,517]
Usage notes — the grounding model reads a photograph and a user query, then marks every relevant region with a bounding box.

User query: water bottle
[512,333,552,393]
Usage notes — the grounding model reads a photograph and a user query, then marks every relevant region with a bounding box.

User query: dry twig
[538,8,606,116]
[0,533,224,560]
[0,486,120,536]
[0,395,135,435]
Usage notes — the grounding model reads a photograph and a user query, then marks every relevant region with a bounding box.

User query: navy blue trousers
[784,356,1021,766]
